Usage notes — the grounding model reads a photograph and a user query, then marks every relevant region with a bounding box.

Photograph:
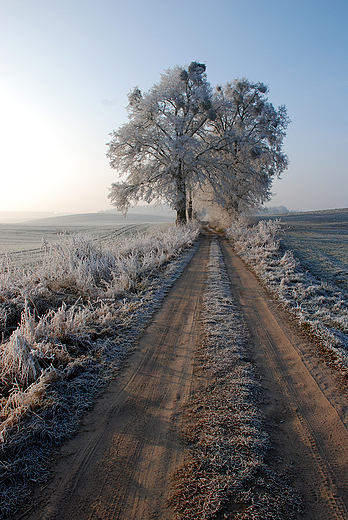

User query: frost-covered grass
[171,238,302,519]
[226,218,348,365]
[257,209,348,293]
[0,211,170,255]
[0,222,200,519]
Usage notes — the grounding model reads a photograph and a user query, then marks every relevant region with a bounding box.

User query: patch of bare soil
[220,237,348,519]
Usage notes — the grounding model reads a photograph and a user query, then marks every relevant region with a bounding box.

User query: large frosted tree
[107,63,290,223]
[207,79,290,216]
[107,62,216,223]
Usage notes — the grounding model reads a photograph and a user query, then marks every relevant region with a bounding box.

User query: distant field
[258,208,348,293]
[0,211,174,259]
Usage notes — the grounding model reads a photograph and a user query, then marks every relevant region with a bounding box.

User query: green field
[258,208,348,293]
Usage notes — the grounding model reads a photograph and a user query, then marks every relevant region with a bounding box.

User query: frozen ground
[227,214,348,364]
[256,208,348,293]
[171,237,302,519]
[0,210,174,256]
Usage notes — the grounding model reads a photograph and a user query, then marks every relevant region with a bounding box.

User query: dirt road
[18,234,348,519]
[221,237,348,519]
[20,237,209,520]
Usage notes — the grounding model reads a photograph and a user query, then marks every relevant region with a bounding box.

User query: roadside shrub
[227,218,348,360]
[0,222,200,440]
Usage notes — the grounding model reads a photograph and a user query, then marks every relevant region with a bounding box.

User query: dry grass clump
[0,222,200,518]
[170,238,302,519]
[226,218,348,364]
[0,224,200,337]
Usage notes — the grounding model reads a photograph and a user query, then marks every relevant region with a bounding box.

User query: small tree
[107,65,290,224]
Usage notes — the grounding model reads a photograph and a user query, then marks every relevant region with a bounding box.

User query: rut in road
[220,236,348,520]
[22,237,210,520]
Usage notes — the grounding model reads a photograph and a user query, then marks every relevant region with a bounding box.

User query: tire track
[20,236,211,520]
[261,322,348,519]
[220,237,348,520]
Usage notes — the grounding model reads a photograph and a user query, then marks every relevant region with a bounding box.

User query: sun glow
[0,84,76,211]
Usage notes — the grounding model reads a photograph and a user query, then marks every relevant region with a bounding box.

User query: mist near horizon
[0,204,176,223]
[2,203,348,227]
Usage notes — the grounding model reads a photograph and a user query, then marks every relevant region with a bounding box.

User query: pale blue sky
[0,0,347,213]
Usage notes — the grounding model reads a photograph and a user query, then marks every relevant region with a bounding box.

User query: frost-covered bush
[0,223,199,334]
[227,218,348,361]
[36,225,198,300]
[0,223,200,440]
[227,217,281,261]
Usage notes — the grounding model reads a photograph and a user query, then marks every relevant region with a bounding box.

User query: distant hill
[99,204,175,217]
[24,210,175,227]
[0,205,175,224]
[0,209,176,255]
[0,211,56,223]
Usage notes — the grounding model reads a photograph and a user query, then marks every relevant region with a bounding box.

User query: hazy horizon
[2,203,348,224]
[1,0,347,214]
[0,204,176,223]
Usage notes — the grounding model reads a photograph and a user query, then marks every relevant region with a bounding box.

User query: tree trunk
[187,196,193,221]
[176,201,187,224]
[175,161,187,225]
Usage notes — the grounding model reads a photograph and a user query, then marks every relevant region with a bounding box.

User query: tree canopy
[107,62,290,224]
